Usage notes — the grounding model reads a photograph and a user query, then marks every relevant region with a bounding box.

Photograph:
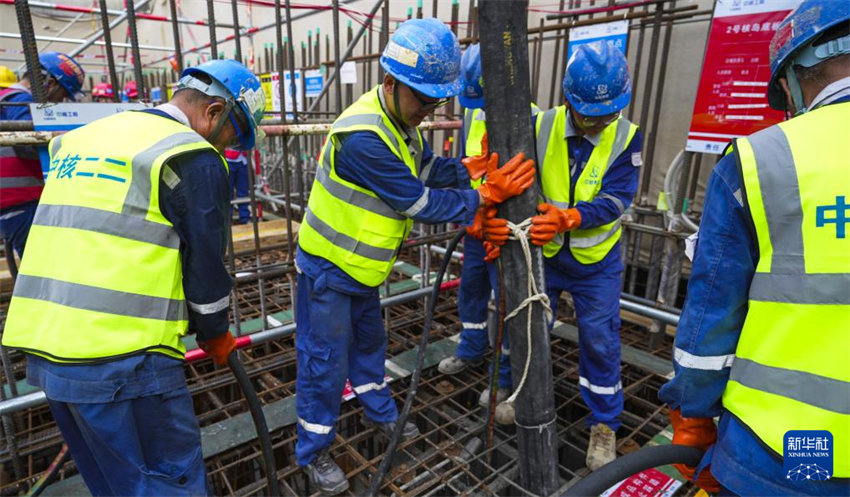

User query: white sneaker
[586,423,617,471]
[478,387,510,408]
[438,356,479,375]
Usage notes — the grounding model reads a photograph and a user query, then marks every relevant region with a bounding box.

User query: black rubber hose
[227,351,280,496]
[562,445,704,497]
[366,229,467,497]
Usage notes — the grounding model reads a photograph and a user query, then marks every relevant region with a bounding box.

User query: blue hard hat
[563,41,631,116]
[767,0,850,110]
[179,59,266,150]
[459,43,484,109]
[380,18,463,99]
[38,52,85,101]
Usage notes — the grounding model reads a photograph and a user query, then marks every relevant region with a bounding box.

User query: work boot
[361,416,421,440]
[478,387,510,409]
[586,423,617,471]
[303,449,349,496]
[438,356,481,374]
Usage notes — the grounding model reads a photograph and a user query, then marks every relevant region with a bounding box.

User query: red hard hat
[92,82,113,98]
[124,80,138,98]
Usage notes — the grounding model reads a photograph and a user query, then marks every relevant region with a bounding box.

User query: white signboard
[304,69,324,97]
[340,61,357,85]
[30,102,148,131]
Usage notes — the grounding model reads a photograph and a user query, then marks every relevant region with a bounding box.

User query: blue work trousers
[227,159,250,224]
[0,200,38,258]
[456,237,511,388]
[295,271,397,466]
[545,261,623,430]
[46,387,208,496]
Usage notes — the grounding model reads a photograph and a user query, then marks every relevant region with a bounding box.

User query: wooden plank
[230,218,299,252]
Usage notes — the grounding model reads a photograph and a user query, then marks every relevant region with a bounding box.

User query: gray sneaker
[586,423,617,471]
[361,416,421,440]
[478,387,510,409]
[303,449,349,495]
[438,356,481,374]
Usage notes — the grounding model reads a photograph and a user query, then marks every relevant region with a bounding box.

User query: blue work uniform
[25,106,232,496]
[536,113,642,431]
[0,85,39,257]
[226,150,250,224]
[295,102,479,466]
[658,91,850,497]
[455,108,511,389]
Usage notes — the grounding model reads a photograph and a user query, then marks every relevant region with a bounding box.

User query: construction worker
[124,79,139,102]
[224,148,251,224]
[483,41,642,470]
[2,59,265,496]
[0,65,17,88]
[659,2,850,495]
[92,81,114,102]
[0,52,84,258]
[295,18,536,495]
[438,43,542,412]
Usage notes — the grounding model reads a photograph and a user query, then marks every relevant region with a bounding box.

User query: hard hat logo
[596,84,609,98]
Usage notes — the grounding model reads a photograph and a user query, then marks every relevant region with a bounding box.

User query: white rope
[502,218,552,405]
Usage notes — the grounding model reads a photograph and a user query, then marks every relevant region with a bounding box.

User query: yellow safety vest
[723,101,850,477]
[462,104,542,188]
[2,111,226,362]
[534,105,638,263]
[298,86,424,287]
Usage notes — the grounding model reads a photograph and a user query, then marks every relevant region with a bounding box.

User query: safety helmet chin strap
[207,98,236,148]
[783,64,808,116]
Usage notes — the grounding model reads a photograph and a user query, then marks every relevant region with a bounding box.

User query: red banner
[686,0,800,154]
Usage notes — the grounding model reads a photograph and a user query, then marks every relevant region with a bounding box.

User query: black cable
[562,445,704,497]
[227,351,280,496]
[366,229,466,497]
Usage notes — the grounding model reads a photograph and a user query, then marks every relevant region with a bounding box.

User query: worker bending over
[295,18,535,495]
[439,42,542,416]
[659,2,850,495]
[0,52,84,258]
[484,41,642,471]
[2,59,265,496]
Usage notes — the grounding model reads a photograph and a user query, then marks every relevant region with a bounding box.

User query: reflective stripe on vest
[723,102,850,477]
[1,111,225,363]
[535,106,637,263]
[298,86,417,287]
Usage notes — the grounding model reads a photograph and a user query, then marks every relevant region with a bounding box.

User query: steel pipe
[0,0,236,28]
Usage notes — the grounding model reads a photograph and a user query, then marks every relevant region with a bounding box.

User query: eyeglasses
[403,82,451,112]
[572,109,619,128]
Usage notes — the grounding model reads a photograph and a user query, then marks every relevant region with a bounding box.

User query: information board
[568,19,629,58]
[685,0,800,154]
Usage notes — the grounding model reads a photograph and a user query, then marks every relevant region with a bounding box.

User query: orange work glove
[466,208,485,240]
[481,206,511,246]
[461,133,489,181]
[528,204,582,246]
[669,407,721,493]
[477,152,536,205]
[198,332,237,366]
[482,240,501,262]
